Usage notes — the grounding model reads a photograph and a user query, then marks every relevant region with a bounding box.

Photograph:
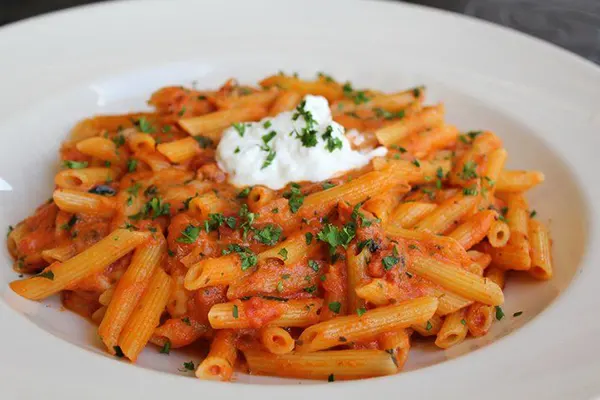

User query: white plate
[1,0,600,398]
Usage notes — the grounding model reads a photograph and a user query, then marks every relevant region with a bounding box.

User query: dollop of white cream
[216,95,387,190]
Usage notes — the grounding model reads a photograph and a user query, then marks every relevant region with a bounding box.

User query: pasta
[6,73,552,381]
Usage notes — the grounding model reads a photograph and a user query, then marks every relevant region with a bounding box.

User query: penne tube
[372,157,452,185]
[487,219,510,247]
[355,278,399,306]
[244,349,397,380]
[496,170,545,192]
[362,190,399,226]
[387,202,437,229]
[413,193,479,234]
[296,297,438,352]
[409,256,503,306]
[133,150,172,172]
[528,219,553,280]
[320,262,347,321]
[268,91,303,116]
[465,303,494,337]
[397,124,459,158]
[10,229,150,300]
[55,168,115,191]
[184,254,243,290]
[98,286,115,306]
[41,245,76,264]
[480,148,507,207]
[346,245,371,313]
[247,186,277,212]
[178,106,267,136]
[188,191,230,220]
[216,88,279,110]
[259,326,295,354]
[490,193,531,270]
[411,314,443,337]
[195,329,238,381]
[429,287,473,316]
[467,250,492,275]
[156,137,202,163]
[435,309,468,349]
[448,210,497,249]
[257,231,315,265]
[450,131,502,187]
[208,299,323,329]
[75,136,119,162]
[485,267,506,289]
[118,268,173,362]
[375,104,445,147]
[300,168,410,219]
[259,75,343,103]
[53,188,116,217]
[99,233,165,353]
[378,328,411,370]
[127,132,156,153]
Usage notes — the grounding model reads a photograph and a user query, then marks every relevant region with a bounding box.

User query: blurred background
[1,0,599,64]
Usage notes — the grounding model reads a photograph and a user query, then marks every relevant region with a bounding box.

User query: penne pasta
[195,329,238,381]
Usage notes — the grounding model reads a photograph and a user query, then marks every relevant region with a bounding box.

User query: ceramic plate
[1,0,599,398]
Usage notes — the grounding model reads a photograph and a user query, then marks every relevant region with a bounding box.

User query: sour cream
[216,95,387,190]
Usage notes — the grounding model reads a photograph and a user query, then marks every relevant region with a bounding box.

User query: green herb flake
[38,270,55,280]
[63,160,88,169]
[305,232,313,245]
[278,248,288,261]
[232,305,239,319]
[495,306,505,321]
[356,307,367,317]
[328,302,341,314]
[127,159,138,173]
[176,224,200,244]
[160,340,171,354]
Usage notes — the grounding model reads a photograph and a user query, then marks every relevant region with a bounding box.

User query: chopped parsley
[317,223,356,254]
[232,122,246,137]
[425,320,433,331]
[321,125,343,152]
[374,108,405,120]
[7,225,13,238]
[513,311,523,317]
[463,186,478,196]
[357,307,366,317]
[460,161,478,180]
[127,159,138,173]
[37,270,55,280]
[292,100,319,147]
[193,135,213,149]
[204,213,237,232]
[223,244,257,271]
[328,302,341,314]
[412,160,421,168]
[137,117,155,133]
[261,149,276,170]
[495,306,505,321]
[181,317,191,326]
[160,340,171,354]
[529,210,537,218]
[232,305,239,318]
[277,248,288,261]
[129,197,171,220]
[263,120,272,129]
[176,224,200,244]
[261,130,277,144]
[461,319,467,325]
[382,255,400,271]
[253,224,282,245]
[322,182,336,190]
[179,361,195,372]
[342,82,370,104]
[63,160,88,169]
[237,186,252,198]
[308,260,319,272]
[113,346,125,358]
[284,183,304,213]
[303,285,317,294]
[328,374,335,382]
[305,232,313,245]
[60,215,78,231]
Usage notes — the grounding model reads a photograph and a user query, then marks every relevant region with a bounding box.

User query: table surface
[1,0,599,64]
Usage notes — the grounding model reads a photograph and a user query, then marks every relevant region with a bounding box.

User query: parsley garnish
[137,117,155,133]
[89,185,116,196]
[237,187,252,198]
[180,361,195,372]
[277,248,288,261]
[513,311,523,317]
[160,340,171,354]
[322,125,343,152]
[317,223,356,254]
[425,320,433,331]
[253,224,282,246]
[176,224,200,244]
[63,160,88,169]
[328,302,341,314]
[37,270,55,280]
[284,183,304,213]
[263,120,272,129]
[60,215,78,231]
[223,244,257,271]
[305,232,313,245]
[460,161,478,180]
[232,123,246,137]
[232,305,239,318]
[193,135,213,149]
[181,317,191,326]
[357,307,366,317]
[322,182,336,190]
[308,260,319,272]
[7,225,13,238]
[374,108,405,120]
[328,374,335,382]
[463,186,478,196]
[261,149,276,170]
[495,306,505,320]
[262,130,277,144]
[529,210,537,218]
[127,159,138,173]
[113,346,125,358]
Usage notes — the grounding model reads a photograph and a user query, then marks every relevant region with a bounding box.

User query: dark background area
[1,0,599,64]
